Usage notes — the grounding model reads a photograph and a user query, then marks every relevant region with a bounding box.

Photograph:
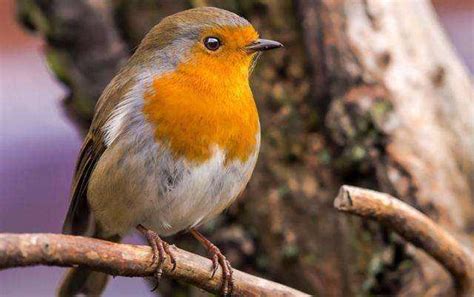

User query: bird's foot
[208,244,233,296]
[137,224,176,291]
[191,229,233,296]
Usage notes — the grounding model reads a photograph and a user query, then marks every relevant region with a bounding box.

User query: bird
[58,6,282,296]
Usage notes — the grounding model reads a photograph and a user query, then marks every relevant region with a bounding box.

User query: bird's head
[134,7,283,81]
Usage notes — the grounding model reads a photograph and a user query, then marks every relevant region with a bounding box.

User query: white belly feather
[146,145,258,236]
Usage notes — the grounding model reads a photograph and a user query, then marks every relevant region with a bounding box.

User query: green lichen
[45,50,70,85]
[398,259,413,271]
[317,149,331,165]
[361,253,385,294]
[277,185,290,197]
[70,95,95,120]
[17,0,51,34]
[256,254,269,269]
[370,100,393,125]
[302,253,317,265]
[308,111,320,130]
[282,244,299,259]
[355,117,370,135]
[350,145,366,161]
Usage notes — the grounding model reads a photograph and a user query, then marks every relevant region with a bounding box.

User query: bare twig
[334,185,474,296]
[0,233,309,297]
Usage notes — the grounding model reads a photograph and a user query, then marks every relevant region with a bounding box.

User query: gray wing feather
[62,133,106,235]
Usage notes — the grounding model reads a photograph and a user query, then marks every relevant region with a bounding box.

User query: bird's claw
[208,246,233,296]
[211,254,219,278]
[137,225,176,292]
[163,241,177,271]
[190,229,234,296]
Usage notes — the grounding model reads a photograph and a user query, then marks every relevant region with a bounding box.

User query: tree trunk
[18,0,473,296]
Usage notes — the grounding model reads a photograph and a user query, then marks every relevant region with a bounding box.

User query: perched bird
[58,7,282,296]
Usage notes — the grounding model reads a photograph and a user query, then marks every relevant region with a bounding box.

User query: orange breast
[143,49,259,164]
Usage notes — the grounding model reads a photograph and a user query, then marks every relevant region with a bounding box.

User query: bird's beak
[245,39,284,53]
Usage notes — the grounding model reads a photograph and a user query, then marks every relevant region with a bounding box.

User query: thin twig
[0,233,309,297]
[334,185,474,296]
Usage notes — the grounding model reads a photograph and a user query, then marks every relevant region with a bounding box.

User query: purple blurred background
[0,0,152,295]
[0,0,472,296]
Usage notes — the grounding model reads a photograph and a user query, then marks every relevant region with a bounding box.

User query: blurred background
[0,0,472,296]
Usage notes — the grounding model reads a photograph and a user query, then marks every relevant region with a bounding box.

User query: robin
[58,7,282,296]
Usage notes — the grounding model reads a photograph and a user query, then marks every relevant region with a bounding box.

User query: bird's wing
[62,72,135,236]
[62,132,106,235]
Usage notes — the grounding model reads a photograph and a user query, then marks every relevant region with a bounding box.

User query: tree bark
[17,0,473,296]
[334,186,474,296]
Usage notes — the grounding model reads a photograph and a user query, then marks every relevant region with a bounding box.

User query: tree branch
[0,233,309,297]
[334,185,474,296]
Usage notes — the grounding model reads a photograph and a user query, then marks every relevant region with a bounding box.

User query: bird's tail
[57,231,121,297]
[57,267,110,297]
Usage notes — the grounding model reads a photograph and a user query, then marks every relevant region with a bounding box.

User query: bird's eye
[204,37,221,51]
